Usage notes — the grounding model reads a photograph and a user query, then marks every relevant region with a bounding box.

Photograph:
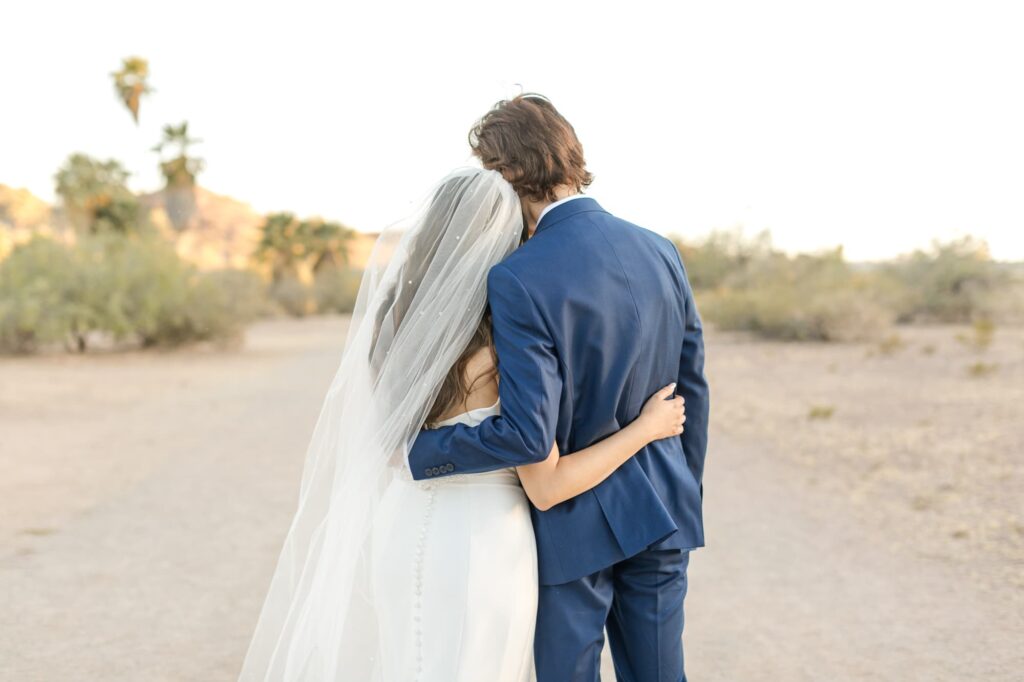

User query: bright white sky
[2,0,1022,260]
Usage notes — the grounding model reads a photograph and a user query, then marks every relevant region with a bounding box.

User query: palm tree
[152,122,204,230]
[253,213,302,283]
[110,57,153,124]
[253,213,353,283]
[307,218,354,273]
[54,153,142,234]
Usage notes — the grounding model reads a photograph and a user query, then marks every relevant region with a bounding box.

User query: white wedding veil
[239,168,523,681]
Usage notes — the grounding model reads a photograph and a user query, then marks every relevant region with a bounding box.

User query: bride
[239,168,685,681]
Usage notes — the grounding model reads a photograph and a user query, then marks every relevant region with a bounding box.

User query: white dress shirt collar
[536,194,588,227]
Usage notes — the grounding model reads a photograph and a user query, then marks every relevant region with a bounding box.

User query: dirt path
[683,429,1021,680]
[1,316,1020,680]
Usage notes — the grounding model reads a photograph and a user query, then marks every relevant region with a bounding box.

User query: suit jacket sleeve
[408,263,561,480]
[676,254,711,493]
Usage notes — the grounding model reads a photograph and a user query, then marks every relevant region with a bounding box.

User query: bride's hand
[636,383,685,442]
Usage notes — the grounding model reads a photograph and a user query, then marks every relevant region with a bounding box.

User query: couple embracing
[240,94,710,682]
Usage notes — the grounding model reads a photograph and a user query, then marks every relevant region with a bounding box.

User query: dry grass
[707,324,1024,596]
[2,316,1021,680]
[967,361,999,378]
[807,405,836,420]
[876,333,906,355]
[956,318,997,351]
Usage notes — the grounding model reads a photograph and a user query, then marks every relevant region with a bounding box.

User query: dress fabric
[370,401,538,681]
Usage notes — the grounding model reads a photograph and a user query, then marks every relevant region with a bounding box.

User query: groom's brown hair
[469,94,594,202]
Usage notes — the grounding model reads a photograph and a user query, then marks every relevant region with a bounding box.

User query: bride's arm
[516,384,685,511]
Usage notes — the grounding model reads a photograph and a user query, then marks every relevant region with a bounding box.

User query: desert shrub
[143,269,253,347]
[966,361,998,378]
[90,237,262,346]
[972,270,1024,324]
[808,405,836,420]
[955,318,995,352]
[808,289,894,342]
[673,229,773,291]
[705,285,891,342]
[0,234,262,352]
[169,268,267,346]
[76,234,192,345]
[875,237,1012,323]
[676,230,1024,341]
[875,333,906,355]
[201,268,268,320]
[313,266,363,314]
[268,276,312,317]
[0,237,81,352]
[683,236,893,341]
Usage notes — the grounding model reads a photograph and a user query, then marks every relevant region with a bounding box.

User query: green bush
[704,284,892,342]
[0,234,262,352]
[80,234,192,345]
[0,237,81,352]
[200,268,268,322]
[268,276,312,317]
[875,237,1011,323]
[681,235,893,341]
[676,231,1022,341]
[674,229,773,291]
[313,266,363,314]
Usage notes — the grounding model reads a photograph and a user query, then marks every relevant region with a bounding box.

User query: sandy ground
[1,316,1021,680]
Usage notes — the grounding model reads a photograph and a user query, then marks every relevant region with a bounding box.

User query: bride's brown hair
[424,309,498,427]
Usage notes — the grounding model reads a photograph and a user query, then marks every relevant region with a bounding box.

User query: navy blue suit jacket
[409,198,710,585]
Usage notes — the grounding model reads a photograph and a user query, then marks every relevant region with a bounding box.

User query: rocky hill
[0,185,68,258]
[139,186,265,270]
[0,183,377,270]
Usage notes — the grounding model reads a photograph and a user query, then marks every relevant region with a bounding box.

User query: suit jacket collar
[534,196,606,235]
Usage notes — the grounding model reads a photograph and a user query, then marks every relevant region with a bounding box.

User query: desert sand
[1,316,1021,680]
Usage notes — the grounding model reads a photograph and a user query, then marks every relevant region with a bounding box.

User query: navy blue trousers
[534,548,690,682]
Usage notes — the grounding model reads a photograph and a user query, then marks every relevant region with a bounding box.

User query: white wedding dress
[370,400,538,682]
[238,170,529,681]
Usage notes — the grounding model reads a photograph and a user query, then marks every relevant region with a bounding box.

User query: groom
[409,94,709,681]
